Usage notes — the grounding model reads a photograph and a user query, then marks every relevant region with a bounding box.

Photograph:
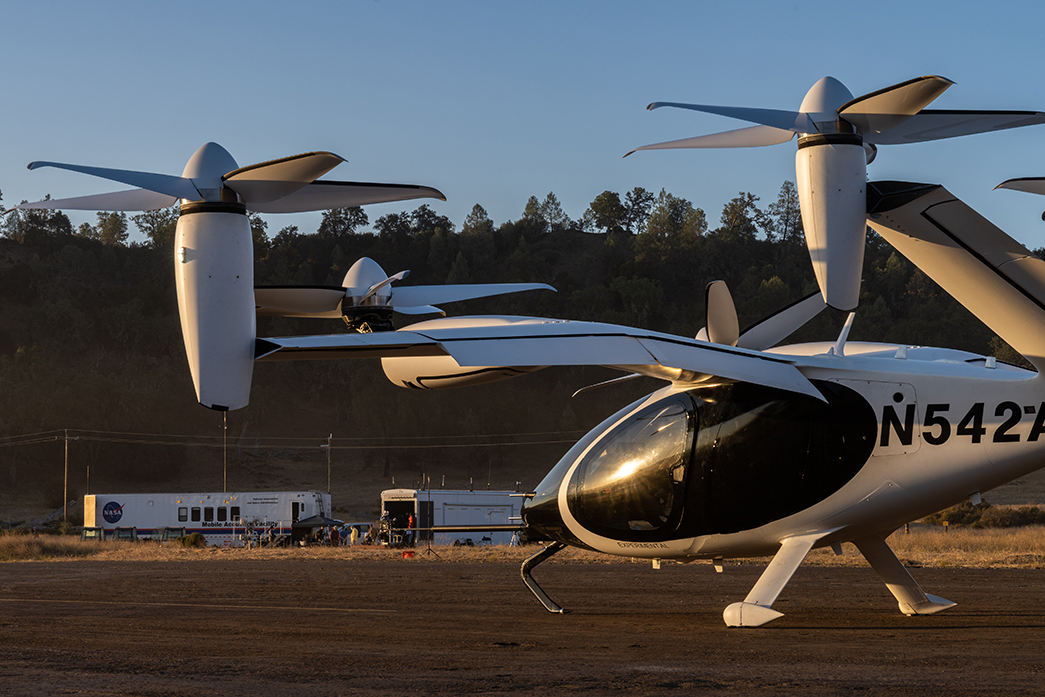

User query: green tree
[96,212,129,246]
[766,181,802,245]
[586,191,628,234]
[75,222,100,241]
[249,212,271,261]
[641,189,706,248]
[318,206,368,239]
[461,204,494,237]
[624,187,655,233]
[716,192,766,242]
[3,199,73,244]
[132,206,179,249]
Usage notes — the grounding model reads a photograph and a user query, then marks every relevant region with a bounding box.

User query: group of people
[296,512,418,547]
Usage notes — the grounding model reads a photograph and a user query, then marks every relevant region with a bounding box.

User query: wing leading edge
[256,316,825,401]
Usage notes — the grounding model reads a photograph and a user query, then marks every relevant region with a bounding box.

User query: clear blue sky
[4,0,1045,248]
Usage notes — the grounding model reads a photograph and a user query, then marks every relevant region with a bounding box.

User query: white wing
[256,316,825,401]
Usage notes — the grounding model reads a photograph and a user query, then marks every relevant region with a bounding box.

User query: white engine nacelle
[796,134,867,312]
[381,354,544,389]
[175,204,256,410]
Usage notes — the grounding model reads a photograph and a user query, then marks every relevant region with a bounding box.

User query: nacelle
[381,355,545,389]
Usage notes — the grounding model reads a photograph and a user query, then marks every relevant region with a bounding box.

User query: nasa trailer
[381,488,524,545]
[84,491,331,547]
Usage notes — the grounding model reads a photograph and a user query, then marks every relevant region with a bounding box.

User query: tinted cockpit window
[569,395,695,536]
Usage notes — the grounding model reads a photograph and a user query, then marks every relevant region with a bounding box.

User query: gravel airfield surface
[2,553,1045,695]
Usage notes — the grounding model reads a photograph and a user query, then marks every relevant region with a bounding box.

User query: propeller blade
[736,291,827,351]
[254,286,346,318]
[863,110,1045,144]
[647,102,816,133]
[27,161,200,200]
[8,188,177,212]
[361,270,410,304]
[625,125,794,156]
[996,177,1045,195]
[704,281,739,346]
[391,283,555,307]
[223,151,345,204]
[247,181,446,213]
[839,76,954,134]
[394,304,444,315]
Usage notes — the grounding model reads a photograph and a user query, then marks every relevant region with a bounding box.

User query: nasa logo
[102,501,125,524]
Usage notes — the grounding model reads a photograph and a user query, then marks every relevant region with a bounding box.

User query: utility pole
[63,429,68,522]
[223,412,228,493]
[327,433,332,494]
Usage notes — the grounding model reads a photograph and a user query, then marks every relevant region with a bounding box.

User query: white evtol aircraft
[250,180,1045,628]
[14,126,1045,627]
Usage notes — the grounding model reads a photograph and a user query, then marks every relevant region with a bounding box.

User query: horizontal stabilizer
[867,180,1045,371]
[248,181,446,213]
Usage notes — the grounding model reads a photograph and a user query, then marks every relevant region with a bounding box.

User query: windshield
[569,395,695,534]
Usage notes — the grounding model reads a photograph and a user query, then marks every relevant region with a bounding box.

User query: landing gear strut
[521,542,570,614]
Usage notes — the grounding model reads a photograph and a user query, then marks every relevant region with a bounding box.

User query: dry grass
[4,526,1045,568]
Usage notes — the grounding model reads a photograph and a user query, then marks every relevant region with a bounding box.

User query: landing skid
[521,541,570,614]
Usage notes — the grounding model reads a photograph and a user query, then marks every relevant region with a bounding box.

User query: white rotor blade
[995,177,1045,195]
[864,110,1045,145]
[9,188,177,212]
[394,305,444,315]
[647,102,816,133]
[361,271,411,304]
[27,161,200,200]
[223,151,345,204]
[838,76,953,135]
[247,181,446,213]
[737,291,827,351]
[704,281,739,347]
[254,286,346,318]
[625,125,794,156]
[391,283,555,307]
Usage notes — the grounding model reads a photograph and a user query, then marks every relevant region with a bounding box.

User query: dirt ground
[2,553,1045,696]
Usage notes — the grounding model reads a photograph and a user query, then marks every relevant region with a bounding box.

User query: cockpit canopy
[524,381,877,544]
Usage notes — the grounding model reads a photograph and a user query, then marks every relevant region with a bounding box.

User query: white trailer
[83,491,331,547]
[381,488,523,545]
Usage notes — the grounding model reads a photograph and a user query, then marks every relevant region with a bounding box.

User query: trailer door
[292,501,301,523]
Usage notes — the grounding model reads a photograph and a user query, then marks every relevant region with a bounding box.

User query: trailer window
[204,507,214,522]
[217,507,227,522]
[191,507,201,522]
[231,506,240,521]
[178,507,187,523]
